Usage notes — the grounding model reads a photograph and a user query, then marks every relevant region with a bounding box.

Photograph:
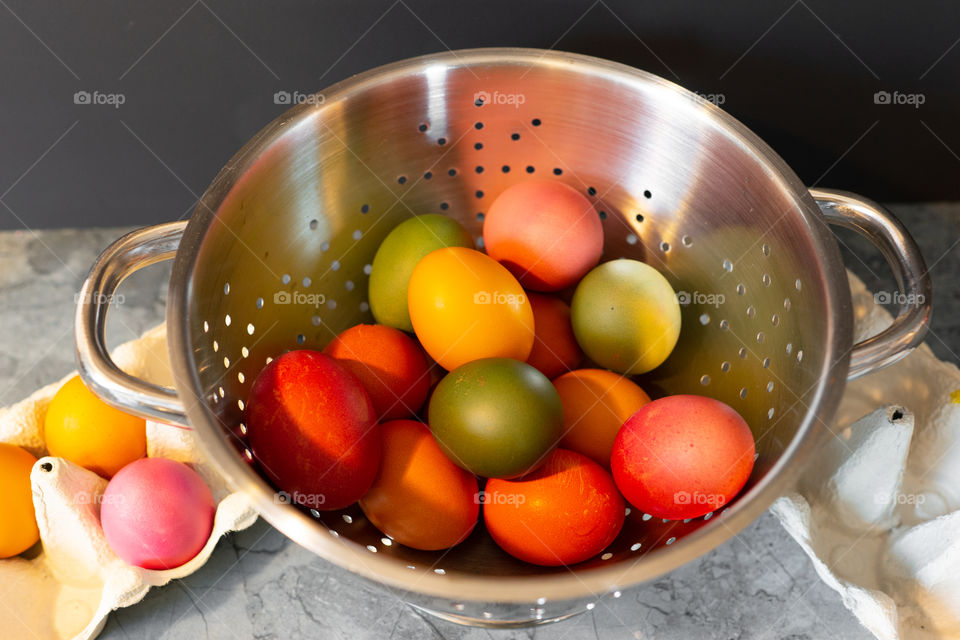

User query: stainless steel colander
[75,48,931,626]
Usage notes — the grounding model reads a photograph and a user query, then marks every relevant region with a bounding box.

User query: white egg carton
[0,325,257,640]
[772,272,960,640]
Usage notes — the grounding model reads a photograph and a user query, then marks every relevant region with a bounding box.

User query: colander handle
[811,188,932,380]
[75,221,190,426]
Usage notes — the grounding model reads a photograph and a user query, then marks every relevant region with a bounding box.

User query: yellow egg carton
[0,324,257,640]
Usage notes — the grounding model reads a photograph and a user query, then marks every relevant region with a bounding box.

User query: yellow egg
[0,442,40,558]
[407,247,535,371]
[45,376,146,478]
[571,259,681,374]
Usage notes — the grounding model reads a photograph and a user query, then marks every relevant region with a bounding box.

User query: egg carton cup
[0,324,258,640]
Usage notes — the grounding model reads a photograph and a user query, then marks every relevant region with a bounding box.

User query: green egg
[571,259,681,375]
[427,358,563,479]
[368,214,473,332]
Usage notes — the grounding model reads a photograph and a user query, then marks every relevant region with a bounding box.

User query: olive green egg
[570,259,681,374]
[368,214,473,332]
[427,358,563,479]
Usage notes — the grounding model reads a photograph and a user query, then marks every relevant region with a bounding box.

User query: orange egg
[484,449,624,566]
[525,293,582,380]
[44,376,146,478]
[483,180,603,291]
[359,420,478,550]
[553,369,651,467]
[323,324,431,421]
[407,247,534,371]
[0,443,40,558]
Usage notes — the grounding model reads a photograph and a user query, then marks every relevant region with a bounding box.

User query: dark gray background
[2,0,959,230]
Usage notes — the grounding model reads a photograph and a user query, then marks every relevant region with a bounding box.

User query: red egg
[611,395,756,520]
[483,180,603,291]
[484,449,625,566]
[246,350,380,511]
[323,324,431,421]
[525,293,583,379]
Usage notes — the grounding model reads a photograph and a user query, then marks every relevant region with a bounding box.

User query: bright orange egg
[359,420,478,551]
[0,443,40,558]
[484,449,624,566]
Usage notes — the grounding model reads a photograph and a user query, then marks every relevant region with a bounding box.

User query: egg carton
[0,324,257,640]
[772,272,960,639]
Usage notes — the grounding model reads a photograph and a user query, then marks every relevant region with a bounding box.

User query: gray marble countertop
[3,202,958,640]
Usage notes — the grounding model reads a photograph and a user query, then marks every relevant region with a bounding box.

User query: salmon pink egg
[483,180,603,291]
[611,395,756,519]
[100,458,215,570]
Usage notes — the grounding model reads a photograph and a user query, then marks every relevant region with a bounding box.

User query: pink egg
[100,457,216,570]
[483,180,603,291]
